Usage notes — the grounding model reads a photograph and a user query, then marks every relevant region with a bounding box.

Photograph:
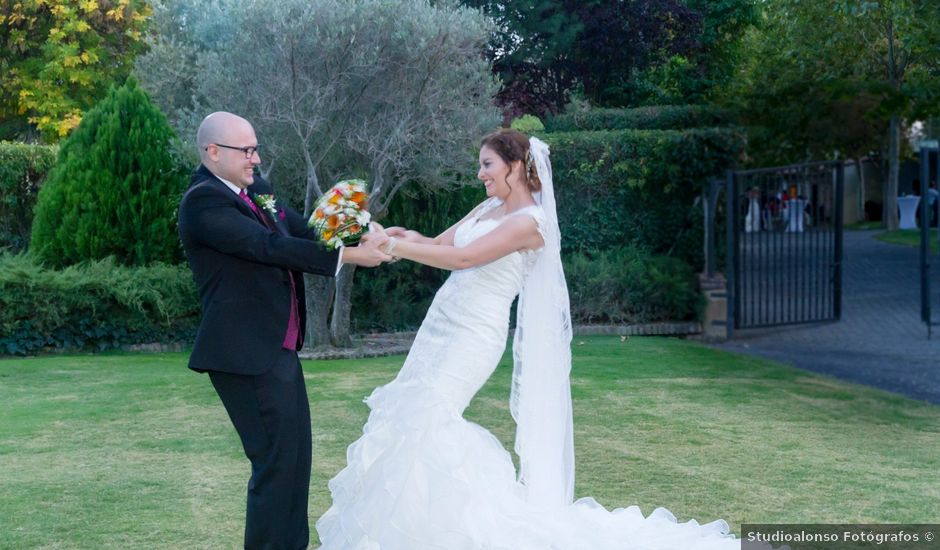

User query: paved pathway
[715,230,940,405]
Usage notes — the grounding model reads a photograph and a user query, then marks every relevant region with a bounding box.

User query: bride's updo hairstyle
[480,129,542,193]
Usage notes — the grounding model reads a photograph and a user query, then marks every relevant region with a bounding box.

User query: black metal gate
[723,161,844,335]
[919,144,939,337]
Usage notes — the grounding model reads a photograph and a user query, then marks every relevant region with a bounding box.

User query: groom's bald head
[197,112,261,189]
[197,112,253,162]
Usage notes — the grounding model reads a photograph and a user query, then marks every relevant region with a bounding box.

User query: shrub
[30,77,189,267]
[350,180,707,330]
[0,142,56,252]
[544,105,733,133]
[352,244,704,332]
[510,114,545,133]
[543,127,745,268]
[0,253,199,355]
[564,246,703,323]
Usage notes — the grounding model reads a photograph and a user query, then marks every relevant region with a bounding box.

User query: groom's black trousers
[209,349,311,550]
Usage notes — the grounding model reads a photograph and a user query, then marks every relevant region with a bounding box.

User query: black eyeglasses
[207,143,260,159]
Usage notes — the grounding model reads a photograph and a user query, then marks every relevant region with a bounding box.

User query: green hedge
[564,246,703,323]
[544,105,733,133]
[352,242,704,331]
[0,254,199,355]
[544,127,744,267]
[1,119,741,352]
[0,142,57,252]
[350,126,742,331]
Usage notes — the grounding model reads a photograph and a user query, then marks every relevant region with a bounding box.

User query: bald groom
[178,112,390,549]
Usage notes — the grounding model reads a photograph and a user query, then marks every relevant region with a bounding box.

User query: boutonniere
[252,194,278,217]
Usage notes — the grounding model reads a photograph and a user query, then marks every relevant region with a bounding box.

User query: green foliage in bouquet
[0,142,57,252]
[0,253,199,355]
[30,77,189,267]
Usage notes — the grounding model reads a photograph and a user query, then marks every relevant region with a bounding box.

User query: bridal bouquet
[308,179,371,249]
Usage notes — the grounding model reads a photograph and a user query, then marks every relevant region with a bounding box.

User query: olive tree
[138,0,500,347]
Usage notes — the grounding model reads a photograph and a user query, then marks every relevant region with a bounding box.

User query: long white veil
[510,136,575,507]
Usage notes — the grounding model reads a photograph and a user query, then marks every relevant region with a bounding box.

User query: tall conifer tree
[31,77,188,267]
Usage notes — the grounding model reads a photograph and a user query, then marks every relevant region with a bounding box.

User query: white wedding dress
[316,198,738,549]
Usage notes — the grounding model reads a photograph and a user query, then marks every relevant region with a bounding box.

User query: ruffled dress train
[316,201,738,549]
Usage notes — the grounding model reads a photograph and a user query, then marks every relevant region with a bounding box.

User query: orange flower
[328,193,342,205]
[327,215,341,229]
[323,230,334,241]
[348,224,360,234]
[314,208,326,219]
[350,191,367,204]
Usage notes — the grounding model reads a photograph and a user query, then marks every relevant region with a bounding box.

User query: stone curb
[573,323,702,337]
[109,323,702,360]
[298,333,417,361]
[121,342,187,353]
[299,323,702,361]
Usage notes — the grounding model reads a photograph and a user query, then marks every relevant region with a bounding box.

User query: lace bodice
[374,198,546,413]
[449,197,544,303]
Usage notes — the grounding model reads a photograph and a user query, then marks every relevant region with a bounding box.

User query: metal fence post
[705,179,720,279]
[725,169,736,338]
[834,162,844,321]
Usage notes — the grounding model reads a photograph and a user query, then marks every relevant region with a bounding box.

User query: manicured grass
[2,337,939,548]
[875,228,940,253]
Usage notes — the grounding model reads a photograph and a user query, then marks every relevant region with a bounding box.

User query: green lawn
[875,228,940,253]
[2,336,939,549]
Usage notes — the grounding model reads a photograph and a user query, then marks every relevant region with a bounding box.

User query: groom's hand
[341,232,392,267]
[359,228,382,245]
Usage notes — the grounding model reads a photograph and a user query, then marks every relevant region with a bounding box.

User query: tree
[461,0,581,118]
[138,0,500,347]
[0,0,151,142]
[30,77,189,267]
[726,0,940,229]
[724,12,888,166]
[460,0,757,117]
[838,0,940,230]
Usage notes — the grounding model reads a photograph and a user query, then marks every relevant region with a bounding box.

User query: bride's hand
[367,223,401,262]
[386,226,424,242]
[360,223,386,246]
[367,222,388,240]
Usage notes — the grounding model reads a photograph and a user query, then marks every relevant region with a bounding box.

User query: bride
[316,129,737,549]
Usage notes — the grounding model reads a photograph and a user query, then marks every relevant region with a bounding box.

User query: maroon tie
[239,189,301,351]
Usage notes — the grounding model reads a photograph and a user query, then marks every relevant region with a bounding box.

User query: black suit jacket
[179,165,339,374]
